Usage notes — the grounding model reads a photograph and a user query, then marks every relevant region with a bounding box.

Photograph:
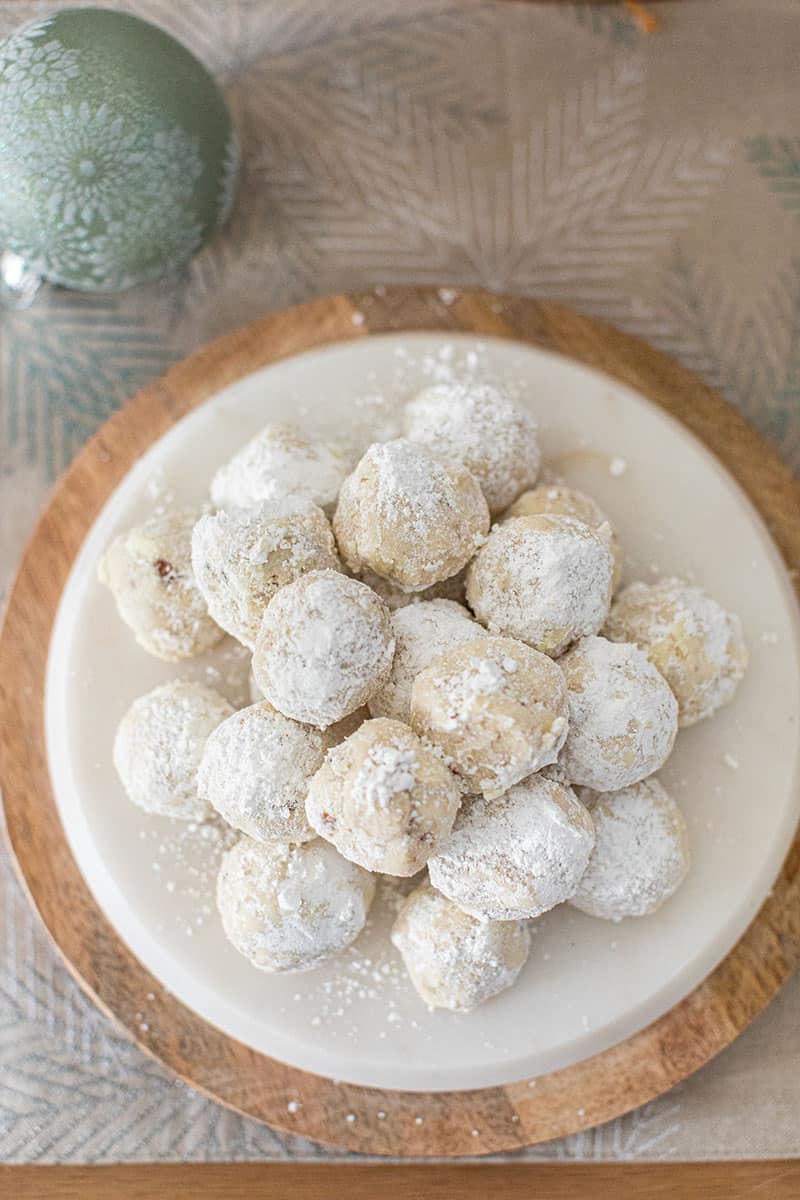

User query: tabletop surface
[1,0,799,1165]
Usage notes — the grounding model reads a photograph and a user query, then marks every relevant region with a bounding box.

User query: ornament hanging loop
[0,250,43,310]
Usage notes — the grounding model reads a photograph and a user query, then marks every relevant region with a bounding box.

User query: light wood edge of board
[0,287,798,1159]
[3,1162,800,1200]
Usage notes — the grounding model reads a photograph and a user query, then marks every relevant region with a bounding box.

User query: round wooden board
[1,287,799,1157]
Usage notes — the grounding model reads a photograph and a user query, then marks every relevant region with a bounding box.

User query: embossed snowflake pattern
[0,17,79,106]
[0,92,205,288]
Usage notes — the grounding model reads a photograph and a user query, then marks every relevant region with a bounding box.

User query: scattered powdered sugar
[211,422,349,512]
[467,514,614,657]
[393,340,498,393]
[604,578,748,726]
[402,381,541,514]
[428,776,595,921]
[368,598,480,722]
[216,837,375,972]
[253,570,395,728]
[570,778,689,921]
[608,457,627,477]
[139,815,237,938]
[559,636,678,792]
[144,469,172,504]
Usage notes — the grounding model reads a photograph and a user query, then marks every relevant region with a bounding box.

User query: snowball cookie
[391,882,530,1011]
[428,776,595,920]
[467,514,614,657]
[191,501,339,650]
[356,565,467,611]
[113,680,234,820]
[217,836,375,972]
[306,718,461,875]
[570,778,690,921]
[211,422,349,512]
[559,636,678,791]
[252,569,395,728]
[99,507,223,662]
[504,484,623,590]
[198,701,324,844]
[403,382,540,515]
[369,599,481,723]
[410,635,568,798]
[333,439,490,592]
[604,578,748,727]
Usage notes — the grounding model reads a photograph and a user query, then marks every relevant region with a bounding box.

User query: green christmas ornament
[0,8,238,299]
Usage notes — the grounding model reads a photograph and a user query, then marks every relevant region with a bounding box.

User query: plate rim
[2,286,799,1156]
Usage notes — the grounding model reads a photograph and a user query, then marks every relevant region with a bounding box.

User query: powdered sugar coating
[410,635,569,798]
[570,778,690,920]
[248,670,369,744]
[252,569,395,728]
[604,578,748,726]
[504,484,623,590]
[113,680,234,820]
[99,507,223,662]
[211,423,349,512]
[428,776,595,921]
[466,513,614,656]
[198,701,324,844]
[216,836,375,972]
[559,636,678,791]
[403,382,540,514]
[333,439,490,592]
[369,599,482,723]
[307,718,461,875]
[391,882,530,1011]
[191,502,340,650]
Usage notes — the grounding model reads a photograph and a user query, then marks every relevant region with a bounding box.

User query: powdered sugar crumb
[353,741,418,810]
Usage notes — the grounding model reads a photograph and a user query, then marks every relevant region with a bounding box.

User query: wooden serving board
[1,287,799,1158]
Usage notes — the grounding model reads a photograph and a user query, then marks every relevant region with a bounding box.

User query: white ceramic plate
[46,333,800,1092]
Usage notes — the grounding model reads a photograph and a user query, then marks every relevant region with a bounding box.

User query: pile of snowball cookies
[103,381,748,1014]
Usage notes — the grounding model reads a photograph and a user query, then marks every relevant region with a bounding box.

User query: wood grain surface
[3,1162,800,1200]
[1,288,799,1158]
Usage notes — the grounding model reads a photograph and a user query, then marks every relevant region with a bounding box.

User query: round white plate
[46,332,800,1092]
